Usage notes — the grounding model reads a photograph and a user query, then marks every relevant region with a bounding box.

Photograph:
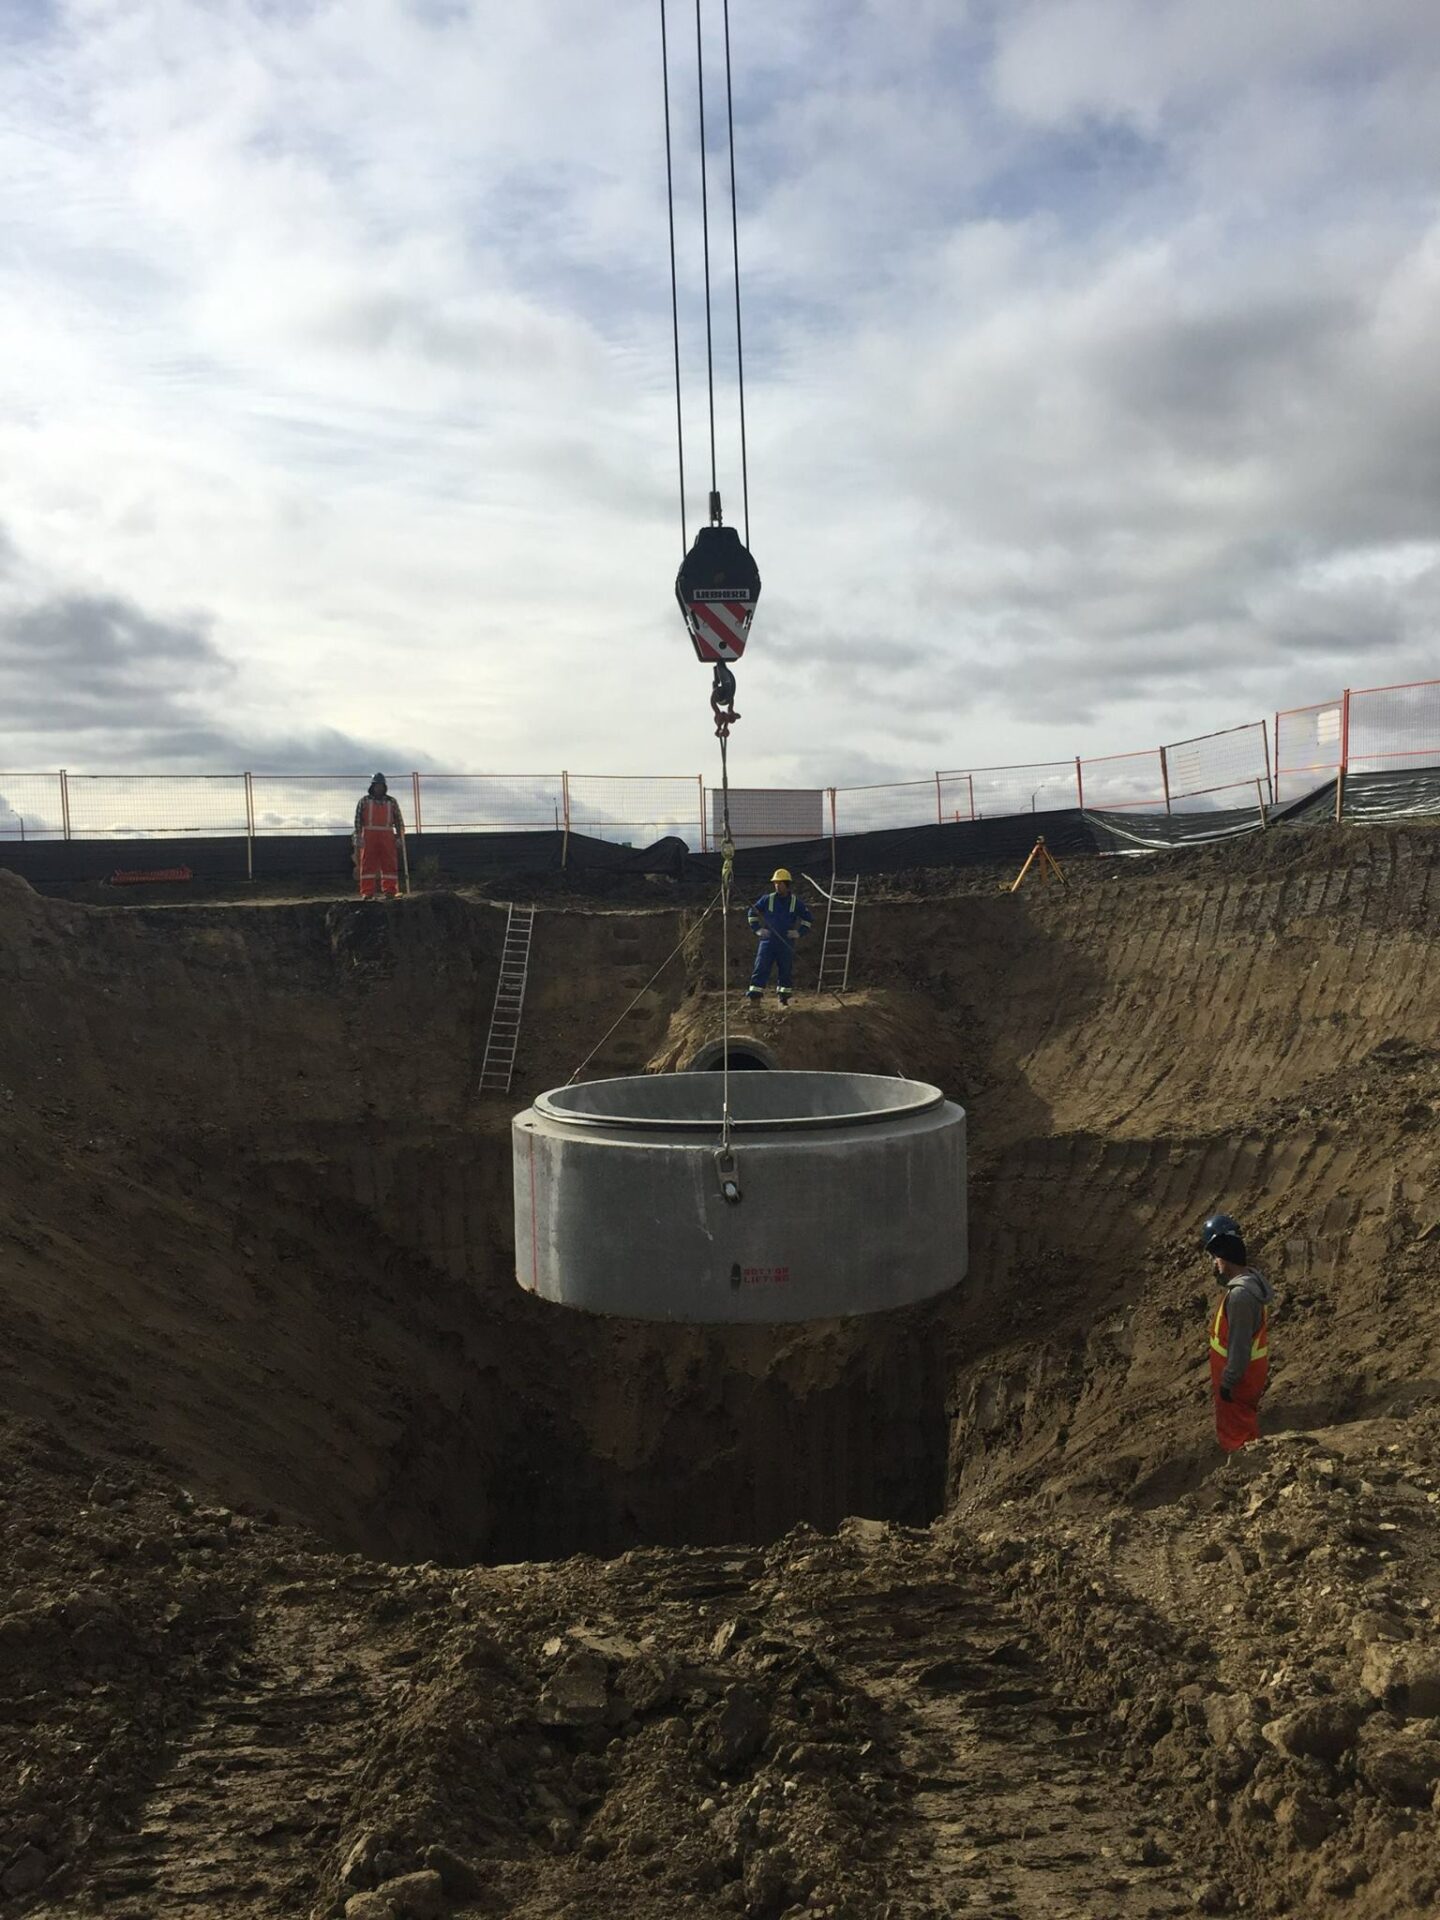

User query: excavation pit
[514,1070,968,1324]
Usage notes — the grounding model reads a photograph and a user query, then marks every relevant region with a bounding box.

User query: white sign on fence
[710,788,824,848]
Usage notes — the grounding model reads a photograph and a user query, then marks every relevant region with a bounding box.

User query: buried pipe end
[685,1036,780,1073]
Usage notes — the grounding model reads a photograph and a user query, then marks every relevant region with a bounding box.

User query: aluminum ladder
[478,904,536,1095]
[815,876,859,994]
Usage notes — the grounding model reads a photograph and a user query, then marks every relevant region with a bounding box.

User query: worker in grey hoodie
[1202,1213,1275,1452]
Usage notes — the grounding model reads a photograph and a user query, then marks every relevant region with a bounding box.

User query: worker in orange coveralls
[1202,1212,1274,1452]
[353,772,406,899]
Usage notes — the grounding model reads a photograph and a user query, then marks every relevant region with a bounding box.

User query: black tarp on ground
[0,836,255,887]
[1082,796,1279,853]
[617,797,1274,884]
[1342,766,1440,821]
[1273,768,1440,825]
[0,830,580,888]
[593,809,1113,885]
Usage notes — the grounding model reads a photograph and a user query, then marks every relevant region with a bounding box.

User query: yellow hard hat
[771,868,793,884]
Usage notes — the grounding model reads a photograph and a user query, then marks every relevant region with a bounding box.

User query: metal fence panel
[0,774,66,840]
[5,684,1435,852]
[412,774,565,833]
[1275,701,1344,804]
[1164,721,1271,811]
[250,775,382,835]
[939,761,1078,821]
[831,781,938,836]
[1078,749,1166,811]
[65,774,249,838]
[935,771,976,822]
[1347,679,1440,773]
[569,775,705,847]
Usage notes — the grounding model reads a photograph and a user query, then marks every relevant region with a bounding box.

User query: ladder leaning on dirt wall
[478,905,536,1097]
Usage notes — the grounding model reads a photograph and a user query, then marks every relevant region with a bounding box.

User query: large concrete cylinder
[513,1071,967,1323]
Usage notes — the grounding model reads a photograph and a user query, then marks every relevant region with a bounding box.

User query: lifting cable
[659,0,687,558]
[694,0,718,512]
[714,2,745,1172]
[661,0,749,540]
[565,891,724,1087]
[660,0,750,1183]
[722,0,750,547]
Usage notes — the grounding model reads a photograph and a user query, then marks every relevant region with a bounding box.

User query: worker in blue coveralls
[746,869,813,1005]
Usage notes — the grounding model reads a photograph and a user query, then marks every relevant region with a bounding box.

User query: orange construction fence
[1,678,1434,846]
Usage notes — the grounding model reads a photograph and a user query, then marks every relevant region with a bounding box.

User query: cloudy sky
[1,0,1437,797]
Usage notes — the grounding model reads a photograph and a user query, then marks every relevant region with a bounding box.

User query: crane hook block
[676,525,761,664]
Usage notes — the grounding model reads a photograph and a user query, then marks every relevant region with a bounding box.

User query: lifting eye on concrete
[714,1146,742,1204]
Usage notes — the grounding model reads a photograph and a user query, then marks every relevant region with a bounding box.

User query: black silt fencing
[1,772,1436,893]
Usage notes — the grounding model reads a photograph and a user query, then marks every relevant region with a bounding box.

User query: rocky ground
[6,1406,1439,1918]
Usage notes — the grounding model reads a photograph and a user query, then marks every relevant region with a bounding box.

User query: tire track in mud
[65,1575,389,1919]
[777,1532,1196,1919]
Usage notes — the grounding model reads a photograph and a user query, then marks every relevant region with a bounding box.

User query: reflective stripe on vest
[362,798,395,832]
[1210,1293,1269,1361]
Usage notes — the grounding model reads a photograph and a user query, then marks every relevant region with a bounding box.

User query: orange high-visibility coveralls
[1210,1291,1270,1451]
[355,794,404,897]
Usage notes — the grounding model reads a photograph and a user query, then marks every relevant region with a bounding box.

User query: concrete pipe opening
[514,1071,967,1323]
[684,1037,779,1073]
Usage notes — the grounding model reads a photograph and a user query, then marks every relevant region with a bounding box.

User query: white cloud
[0,0,1437,801]
[990,0,1440,133]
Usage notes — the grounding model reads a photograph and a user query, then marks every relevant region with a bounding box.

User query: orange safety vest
[360,797,398,835]
[1209,1290,1269,1384]
[1209,1283,1270,1451]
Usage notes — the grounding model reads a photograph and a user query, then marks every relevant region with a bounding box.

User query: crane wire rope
[659,0,753,1167]
[722,0,749,547]
[711,0,750,1157]
[565,891,724,1087]
[660,0,687,556]
[694,0,719,508]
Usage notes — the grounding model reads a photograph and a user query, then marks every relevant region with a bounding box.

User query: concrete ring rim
[534,1071,946,1135]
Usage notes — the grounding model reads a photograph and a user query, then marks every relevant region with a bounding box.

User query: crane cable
[694,0,718,514]
[722,0,750,547]
[660,0,749,1183]
[715,0,744,1166]
[660,0,687,556]
[661,0,751,540]
[565,891,724,1087]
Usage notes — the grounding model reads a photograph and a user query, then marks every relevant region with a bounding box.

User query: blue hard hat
[1202,1212,1247,1263]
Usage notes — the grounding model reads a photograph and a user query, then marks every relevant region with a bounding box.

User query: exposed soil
[1,823,1438,1917]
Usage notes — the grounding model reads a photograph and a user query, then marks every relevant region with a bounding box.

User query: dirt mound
[647,987,962,1081]
[999,1410,1440,1919]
